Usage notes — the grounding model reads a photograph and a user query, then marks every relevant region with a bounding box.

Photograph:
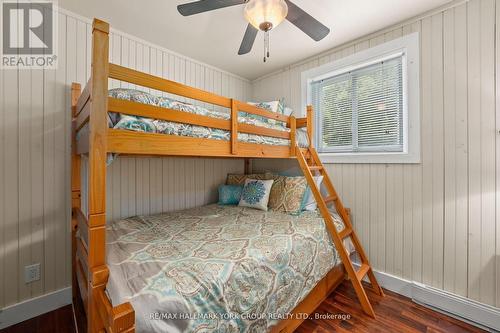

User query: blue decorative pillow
[239,179,274,211]
[218,185,244,205]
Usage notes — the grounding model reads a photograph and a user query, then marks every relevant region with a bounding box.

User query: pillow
[268,175,286,208]
[109,88,159,106]
[218,185,244,205]
[284,107,293,117]
[239,179,274,211]
[226,173,272,185]
[277,98,285,115]
[247,101,280,113]
[245,101,282,125]
[302,176,324,211]
[268,176,309,214]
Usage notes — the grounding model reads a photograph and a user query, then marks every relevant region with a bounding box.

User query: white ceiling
[59,0,452,80]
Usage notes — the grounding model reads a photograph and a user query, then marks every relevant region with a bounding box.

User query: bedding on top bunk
[106,204,346,333]
[108,88,310,147]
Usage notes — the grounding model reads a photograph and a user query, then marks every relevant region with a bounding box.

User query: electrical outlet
[25,263,40,284]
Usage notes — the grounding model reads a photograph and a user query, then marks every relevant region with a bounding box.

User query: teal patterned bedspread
[108,88,310,147]
[106,205,344,333]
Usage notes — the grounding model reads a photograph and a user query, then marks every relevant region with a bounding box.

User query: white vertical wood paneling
[443,7,456,294]
[0,32,4,309]
[18,20,32,303]
[452,4,468,298]
[104,157,242,222]
[496,0,500,309]
[495,1,500,307]
[478,0,496,306]
[420,13,434,288]
[467,0,482,303]
[252,0,500,307]
[431,12,444,290]
[3,16,19,307]
[0,9,250,309]
[55,12,69,292]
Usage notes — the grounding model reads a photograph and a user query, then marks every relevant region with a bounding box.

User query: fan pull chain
[267,32,270,58]
[263,31,270,63]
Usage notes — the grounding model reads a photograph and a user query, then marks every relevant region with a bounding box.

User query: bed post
[290,116,296,156]
[71,83,82,302]
[88,18,109,333]
[306,105,314,146]
[244,159,252,174]
[230,99,238,155]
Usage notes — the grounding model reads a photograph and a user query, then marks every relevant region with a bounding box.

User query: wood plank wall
[0,9,247,309]
[82,157,243,222]
[252,0,500,308]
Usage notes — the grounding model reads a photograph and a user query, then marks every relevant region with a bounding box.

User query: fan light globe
[244,0,288,31]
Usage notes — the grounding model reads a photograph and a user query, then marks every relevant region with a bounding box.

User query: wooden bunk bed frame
[71,18,383,333]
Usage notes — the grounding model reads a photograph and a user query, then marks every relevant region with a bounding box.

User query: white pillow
[302,176,324,211]
[239,179,274,211]
[247,101,280,113]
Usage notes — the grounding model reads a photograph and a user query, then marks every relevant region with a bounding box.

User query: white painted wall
[252,0,500,308]
[0,8,248,310]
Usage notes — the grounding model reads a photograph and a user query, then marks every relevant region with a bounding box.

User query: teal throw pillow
[218,185,244,205]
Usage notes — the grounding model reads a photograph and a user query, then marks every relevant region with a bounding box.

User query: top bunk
[72,19,314,160]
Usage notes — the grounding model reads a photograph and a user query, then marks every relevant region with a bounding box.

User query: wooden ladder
[296,147,384,318]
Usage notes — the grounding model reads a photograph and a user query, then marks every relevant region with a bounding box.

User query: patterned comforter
[106,204,345,333]
[108,88,310,148]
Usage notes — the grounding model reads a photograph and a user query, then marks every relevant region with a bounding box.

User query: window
[302,33,420,163]
[312,55,404,153]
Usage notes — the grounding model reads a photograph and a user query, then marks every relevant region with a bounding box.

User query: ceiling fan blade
[284,0,330,41]
[177,0,245,16]
[238,24,258,55]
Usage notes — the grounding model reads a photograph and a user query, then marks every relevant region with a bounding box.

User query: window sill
[318,152,421,164]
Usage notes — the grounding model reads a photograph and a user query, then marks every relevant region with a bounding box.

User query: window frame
[301,32,420,164]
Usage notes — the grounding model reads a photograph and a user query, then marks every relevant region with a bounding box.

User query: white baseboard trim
[0,287,72,329]
[352,263,500,332]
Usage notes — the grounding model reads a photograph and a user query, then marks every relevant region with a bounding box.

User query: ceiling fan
[177,0,330,62]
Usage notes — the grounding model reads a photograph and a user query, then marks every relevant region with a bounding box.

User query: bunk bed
[71,19,383,333]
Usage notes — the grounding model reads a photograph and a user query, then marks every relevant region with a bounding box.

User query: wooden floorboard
[0,281,486,333]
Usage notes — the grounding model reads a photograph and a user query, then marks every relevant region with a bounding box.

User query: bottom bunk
[99,204,350,333]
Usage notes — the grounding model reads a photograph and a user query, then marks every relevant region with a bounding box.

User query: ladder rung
[309,166,323,171]
[339,227,352,239]
[323,195,337,204]
[356,263,371,281]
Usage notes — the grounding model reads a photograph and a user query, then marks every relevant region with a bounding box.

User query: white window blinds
[311,54,404,153]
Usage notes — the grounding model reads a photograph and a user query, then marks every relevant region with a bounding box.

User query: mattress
[108,88,310,148]
[106,204,346,333]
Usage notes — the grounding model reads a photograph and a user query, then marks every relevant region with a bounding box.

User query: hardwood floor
[0,304,76,333]
[296,281,486,333]
[0,281,486,333]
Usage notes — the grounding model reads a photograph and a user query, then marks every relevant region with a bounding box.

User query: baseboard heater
[352,263,500,332]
